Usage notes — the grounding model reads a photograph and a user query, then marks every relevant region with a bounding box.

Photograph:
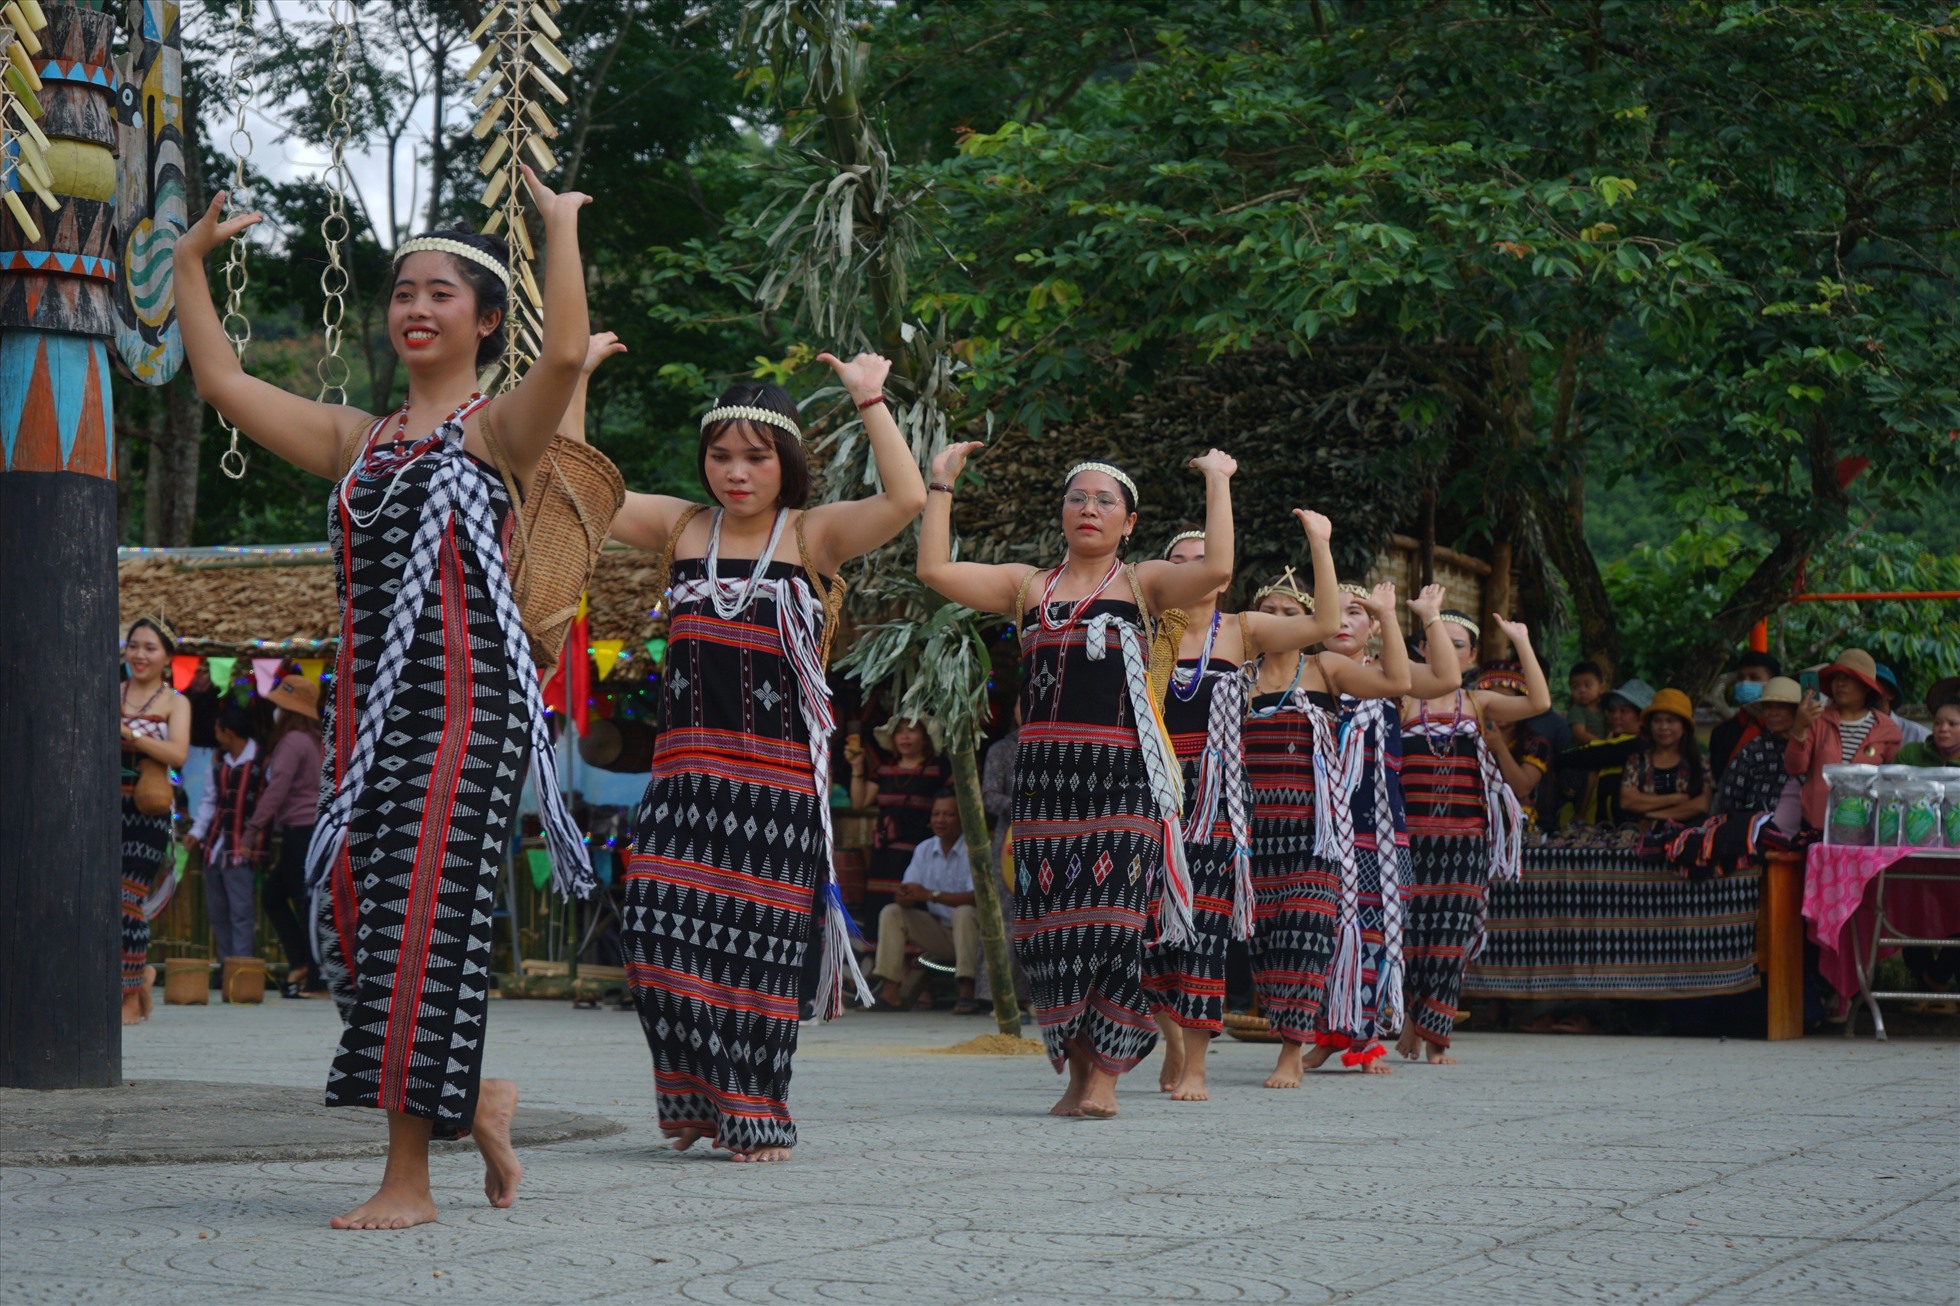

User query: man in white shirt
[871,791,981,1012]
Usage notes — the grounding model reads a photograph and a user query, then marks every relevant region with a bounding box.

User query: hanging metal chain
[315,0,354,405]
[216,0,256,479]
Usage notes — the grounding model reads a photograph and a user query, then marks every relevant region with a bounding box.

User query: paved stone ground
[4,997,1955,1304]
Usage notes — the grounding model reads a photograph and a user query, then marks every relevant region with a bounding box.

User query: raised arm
[1242,508,1341,654]
[481,165,590,483]
[915,441,1032,615]
[1324,582,1413,698]
[1476,615,1554,724]
[1136,449,1237,611]
[172,194,368,480]
[1405,585,1465,699]
[802,351,929,571]
[556,333,695,552]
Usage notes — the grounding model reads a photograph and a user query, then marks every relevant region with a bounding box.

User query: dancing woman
[1294,582,1453,1080]
[173,167,595,1228]
[116,618,190,1027]
[1398,611,1550,1063]
[917,443,1238,1119]
[1243,581,1424,1087]
[1145,510,1340,1102]
[600,350,925,1162]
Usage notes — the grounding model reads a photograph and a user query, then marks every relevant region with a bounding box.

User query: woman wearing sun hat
[250,674,327,999]
[1786,648,1903,834]
[851,716,951,937]
[1618,688,1711,828]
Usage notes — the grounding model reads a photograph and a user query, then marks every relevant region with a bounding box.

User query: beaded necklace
[703,507,789,619]
[1170,608,1222,702]
[1037,556,1123,633]
[1248,652,1307,718]
[340,392,485,530]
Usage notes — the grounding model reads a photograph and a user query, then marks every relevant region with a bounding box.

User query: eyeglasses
[1063,490,1124,514]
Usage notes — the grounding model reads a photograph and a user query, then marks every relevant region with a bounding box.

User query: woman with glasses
[917,445,1238,1119]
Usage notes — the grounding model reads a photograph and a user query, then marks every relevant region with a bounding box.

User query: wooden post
[1,4,184,1088]
[1759,851,1804,1041]
[1483,538,1515,661]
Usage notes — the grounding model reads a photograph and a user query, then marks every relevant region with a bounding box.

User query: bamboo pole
[948,746,1020,1035]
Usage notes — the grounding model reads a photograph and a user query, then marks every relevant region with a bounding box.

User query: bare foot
[731,1146,792,1163]
[1264,1042,1304,1089]
[473,1078,522,1209]
[670,1128,704,1152]
[1425,1043,1459,1066]
[141,965,156,1019]
[1155,1018,1185,1092]
[1361,1057,1395,1075]
[1050,1055,1090,1117]
[1169,1068,1209,1102]
[1077,1067,1120,1118]
[330,1183,439,1230]
[1301,1043,1336,1071]
[1396,1024,1425,1060]
[121,991,146,1026]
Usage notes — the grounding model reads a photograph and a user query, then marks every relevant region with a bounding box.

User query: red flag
[567,601,591,737]
[170,654,200,691]
[540,658,566,716]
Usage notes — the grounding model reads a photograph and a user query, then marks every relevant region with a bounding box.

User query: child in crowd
[1566,661,1606,745]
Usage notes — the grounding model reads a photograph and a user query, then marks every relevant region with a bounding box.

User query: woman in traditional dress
[917,442,1238,1119]
[116,618,190,1026]
[1244,581,1436,1086]
[602,351,925,1162]
[173,167,594,1228]
[1287,582,1455,1079]
[1398,610,1550,1063]
[1145,512,1339,1101]
[850,716,952,935]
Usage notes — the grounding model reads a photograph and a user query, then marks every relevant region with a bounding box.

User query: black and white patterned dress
[1014,596,1172,1074]
[118,712,174,993]
[1142,652,1249,1035]
[311,405,586,1139]
[623,553,836,1154]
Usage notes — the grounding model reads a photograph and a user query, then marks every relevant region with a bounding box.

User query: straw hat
[1641,687,1695,725]
[1749,676,1804,710]
[266,674,319,721]
[873,716,943,755]
[1821,647,1886,701]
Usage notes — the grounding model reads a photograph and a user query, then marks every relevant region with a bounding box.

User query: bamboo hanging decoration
[1,1,58,242]
[468,0,568,392]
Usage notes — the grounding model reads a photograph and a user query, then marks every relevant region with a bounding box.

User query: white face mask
[272,708,287,724]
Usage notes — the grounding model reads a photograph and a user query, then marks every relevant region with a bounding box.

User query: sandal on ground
[952,998,983,1015]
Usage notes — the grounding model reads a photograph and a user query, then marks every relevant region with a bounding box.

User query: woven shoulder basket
[337,422,624,672]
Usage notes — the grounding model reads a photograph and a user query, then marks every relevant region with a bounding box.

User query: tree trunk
[141,370,203,546]
[1531,474,1619,678]
[1484,537,1514,660]
[948,744,1020,1036]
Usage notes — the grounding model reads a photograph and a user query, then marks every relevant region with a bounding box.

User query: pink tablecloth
[1802,845,1960,1006]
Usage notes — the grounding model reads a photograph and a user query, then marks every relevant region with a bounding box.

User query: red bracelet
[856,393,887,411]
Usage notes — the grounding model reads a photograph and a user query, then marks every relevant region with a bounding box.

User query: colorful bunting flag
[207,657,237,692]
[170,654,199,691]
[591,639,624,681]
[252,658,283,695]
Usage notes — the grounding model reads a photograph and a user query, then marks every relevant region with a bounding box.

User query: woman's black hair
[394,224,510,369]
[1438,609,1481,650]
[697,380,810,510]
[124,618,175,660]
[1639,710,1706,796]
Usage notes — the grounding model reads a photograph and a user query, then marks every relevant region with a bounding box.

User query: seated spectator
[1479,663,1556,826]
[1709,650,1783,778]
[1786,647,1903,834]
[1875,662,1933,746]
[1558,678,1653,826]
[1565,660,1607,745]
[849,715,951,931]
[869,792,981,1013]
[1896,679,1960,767]
[1619,688,1710,828]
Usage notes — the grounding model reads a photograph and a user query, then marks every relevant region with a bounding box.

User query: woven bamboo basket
[1223,1011,1280,1043]
[502,436,625,672]
[163,956,210,1005]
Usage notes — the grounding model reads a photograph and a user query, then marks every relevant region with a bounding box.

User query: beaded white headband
[1162,529,1205,559]
[394,236,512,289]
[1439,611,1480,634]
[1064,461,1138,504]
[1339,582,1371,599]
[700,404,801,437]
[1253,566,1311,609]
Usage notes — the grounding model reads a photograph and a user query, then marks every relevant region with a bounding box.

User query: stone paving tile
[4,1002,1956,1303]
